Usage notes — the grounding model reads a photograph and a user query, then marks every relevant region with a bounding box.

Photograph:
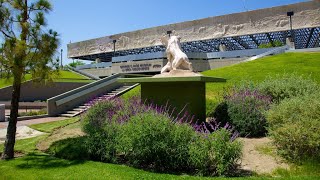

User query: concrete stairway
[60,85,133,117]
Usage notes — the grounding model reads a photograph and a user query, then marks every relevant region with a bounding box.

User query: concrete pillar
[0,104,5,122]
[286,37,295,49]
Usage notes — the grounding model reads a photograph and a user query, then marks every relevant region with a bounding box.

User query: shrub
[81,96,242,176]
[189,129,242,176]
[117,111,195,172]
[258,40,283,49]
[81,99,120,162]
[257,74,319,103]
[267,92,320,162]
[18,108,47,117]
[224,88,272,137]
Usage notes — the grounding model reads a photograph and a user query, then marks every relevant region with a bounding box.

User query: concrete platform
[119,76,225,121]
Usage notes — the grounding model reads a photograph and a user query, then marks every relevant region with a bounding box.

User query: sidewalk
[0,116,67,143]
[0,117,67,129]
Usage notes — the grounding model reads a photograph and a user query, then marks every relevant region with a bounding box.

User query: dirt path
[239,137,289,174]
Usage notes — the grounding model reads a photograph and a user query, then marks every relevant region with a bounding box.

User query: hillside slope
[202,52,320,100]
[0,70,92,88]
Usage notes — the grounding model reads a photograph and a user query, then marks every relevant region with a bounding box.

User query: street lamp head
[287,11,294,16]
[113,39,117,44]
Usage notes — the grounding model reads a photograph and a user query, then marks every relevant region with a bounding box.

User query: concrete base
[119,76,225,122]
[0,104,5,122]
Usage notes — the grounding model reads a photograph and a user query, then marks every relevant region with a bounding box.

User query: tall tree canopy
[0,0,59,159]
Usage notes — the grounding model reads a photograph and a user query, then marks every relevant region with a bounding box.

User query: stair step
[66,110,81,114]
[73,108,86,111]
[111,91,121,93]
[60,113,75,117]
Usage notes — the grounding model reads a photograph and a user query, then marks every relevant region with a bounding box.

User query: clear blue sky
[46,0,308,65]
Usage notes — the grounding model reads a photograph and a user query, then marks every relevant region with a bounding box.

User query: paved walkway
[0,117,67,129]
[0,116,68,143]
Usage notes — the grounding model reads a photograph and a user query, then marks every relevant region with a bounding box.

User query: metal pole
[287,11,295,48]
[113,40,117,57]
[60,49,63,68]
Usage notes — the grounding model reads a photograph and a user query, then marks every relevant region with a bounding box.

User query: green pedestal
[118,76,225,122]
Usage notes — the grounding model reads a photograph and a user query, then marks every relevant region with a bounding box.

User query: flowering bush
[189,129,242,176]
[215,88,272,137]
[80,96,242,176]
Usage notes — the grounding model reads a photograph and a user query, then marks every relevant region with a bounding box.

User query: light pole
[287,12,294,38]
[113,40,117,58]
[60,49,63,68]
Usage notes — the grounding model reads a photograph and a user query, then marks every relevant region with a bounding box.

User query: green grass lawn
[54,70,94,83]
[29,117,79,133]
[0,74,32,89]
[202,52,320,106]
[0,70,93,88]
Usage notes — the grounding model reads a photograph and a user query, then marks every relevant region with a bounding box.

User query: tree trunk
[1,0,28,160]
[1,76,21,159]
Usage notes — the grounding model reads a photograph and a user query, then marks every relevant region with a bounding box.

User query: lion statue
[160,35,193,74]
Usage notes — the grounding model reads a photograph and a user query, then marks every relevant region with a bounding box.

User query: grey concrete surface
[68,1,320,58]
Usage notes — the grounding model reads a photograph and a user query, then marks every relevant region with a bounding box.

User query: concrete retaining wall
[0,81,89,101]
[82,57,247,77]
[81,67,112,78]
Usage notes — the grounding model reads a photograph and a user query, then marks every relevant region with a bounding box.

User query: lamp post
[60,49,63,68]
[287,12,294,37]
[287,11,295,49]
[113,40,117,57]
[167,30,172,37]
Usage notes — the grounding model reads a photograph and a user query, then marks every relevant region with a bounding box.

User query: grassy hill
[0,70,93,88]
[202,52,320,101]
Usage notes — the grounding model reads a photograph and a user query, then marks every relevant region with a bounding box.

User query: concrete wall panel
[0,81,88,101]
[68,1,320,58]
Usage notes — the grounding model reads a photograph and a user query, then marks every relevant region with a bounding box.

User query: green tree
[0,0,59,159]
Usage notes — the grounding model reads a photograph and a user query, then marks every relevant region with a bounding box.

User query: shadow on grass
[47,136,89,161]
[14,153,85,169]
